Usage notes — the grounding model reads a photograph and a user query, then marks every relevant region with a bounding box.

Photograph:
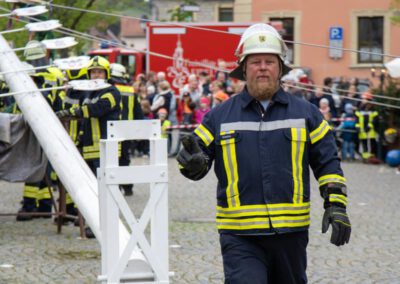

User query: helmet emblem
[259,35,266,42]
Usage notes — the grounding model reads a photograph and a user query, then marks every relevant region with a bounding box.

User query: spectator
[151,80,173,118]
[338,103,357,161]
[195,96,211,124]
[180,74,202,104]
[319,98,332,121]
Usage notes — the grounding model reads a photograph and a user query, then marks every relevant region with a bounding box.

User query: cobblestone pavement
[0,158,399,283]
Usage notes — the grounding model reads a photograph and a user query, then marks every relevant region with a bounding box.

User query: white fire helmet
[229,23,291,80]
[24,40,47,61]
[110,63,127,78]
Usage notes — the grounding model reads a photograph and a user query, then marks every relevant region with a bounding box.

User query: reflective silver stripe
[217,205,310,214]
[271,216,310,225]
[82,97,100,105]
[120,92,134,96]
[294,128,302,204]
[310,120,329,142]
[195,125,213,146]
[319,178,346,185]
[221,119,306,132]
[64,97,80,105]
[217,220,270,227]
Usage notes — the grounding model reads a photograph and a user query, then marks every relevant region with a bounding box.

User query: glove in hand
[56,109,71,119]
[176,135,208,175]
[322,205,351,246]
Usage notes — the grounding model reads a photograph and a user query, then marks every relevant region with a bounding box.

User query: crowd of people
[0,36,399,240]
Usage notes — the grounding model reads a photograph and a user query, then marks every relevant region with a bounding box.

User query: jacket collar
[240,86,289,109]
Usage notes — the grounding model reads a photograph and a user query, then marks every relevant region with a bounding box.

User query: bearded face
[244,54,280,101]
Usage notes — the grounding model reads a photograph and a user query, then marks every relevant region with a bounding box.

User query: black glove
[56,107,82,119]
[176,134,208,179]
[322,205,351,246]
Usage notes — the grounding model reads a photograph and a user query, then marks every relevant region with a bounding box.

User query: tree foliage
[167,0,199,22]
[391,0,400,25]
[0,0,149,57]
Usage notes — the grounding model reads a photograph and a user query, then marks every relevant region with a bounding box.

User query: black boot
[16,198,37,221]
[121,184,134,196]
[37,199,52,218]
[85,227,95,239]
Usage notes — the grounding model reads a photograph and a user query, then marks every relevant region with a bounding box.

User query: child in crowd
[195,96,211,124]
[338,103,357,161]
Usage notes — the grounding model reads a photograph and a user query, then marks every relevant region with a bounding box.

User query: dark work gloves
[56,107,83,119]
[176,135,208,180]
[322,205,351,246]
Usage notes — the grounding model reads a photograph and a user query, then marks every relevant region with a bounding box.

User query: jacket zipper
[256,100,276,233]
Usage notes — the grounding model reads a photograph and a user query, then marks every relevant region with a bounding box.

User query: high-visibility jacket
[63,88,91,144]
[80,85,121,160]
[188,87,346,235]
[114,84,144,121]
[355,110,378,139]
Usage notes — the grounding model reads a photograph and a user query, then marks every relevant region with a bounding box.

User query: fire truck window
[117,55,136,78]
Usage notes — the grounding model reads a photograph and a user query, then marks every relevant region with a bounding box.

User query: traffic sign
[329,26,343,59]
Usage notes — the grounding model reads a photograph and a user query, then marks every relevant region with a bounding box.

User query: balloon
[385,150,400,167]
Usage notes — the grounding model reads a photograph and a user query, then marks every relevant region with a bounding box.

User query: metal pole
[0,35,151,275]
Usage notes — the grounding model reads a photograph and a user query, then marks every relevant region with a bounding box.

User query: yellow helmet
[66,67,88,80]
[384,128,398,144]
[87,56,110,79]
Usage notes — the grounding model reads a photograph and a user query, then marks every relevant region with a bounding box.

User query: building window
[219,7,233,22]
[270,18,294,64]
[358,16,383,63]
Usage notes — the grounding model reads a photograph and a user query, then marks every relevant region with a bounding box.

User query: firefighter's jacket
[80,85,121,160]
[63,88,91,144]
[114,84,144,121]
[355,110,378,139]
[189,87,346,235]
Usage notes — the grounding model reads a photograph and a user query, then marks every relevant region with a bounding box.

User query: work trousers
[220,231,308,284]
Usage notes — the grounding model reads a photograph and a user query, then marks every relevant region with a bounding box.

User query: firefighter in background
[177,23,351,283]
[58,64,91,222]
[109,63,144,196]
[16,41,65,220]
[355,91,379,163]
[56,56,121,238]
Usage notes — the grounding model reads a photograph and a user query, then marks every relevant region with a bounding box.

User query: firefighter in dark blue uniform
[56,56,121,237]
[109,63,144,196]
[177,23,351,284]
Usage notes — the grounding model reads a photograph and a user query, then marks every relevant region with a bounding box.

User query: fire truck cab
[88,47,145,81]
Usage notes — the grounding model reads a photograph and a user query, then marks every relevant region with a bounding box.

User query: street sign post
[329,26,343,59]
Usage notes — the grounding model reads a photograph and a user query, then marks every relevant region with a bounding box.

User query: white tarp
[385,58,400,78]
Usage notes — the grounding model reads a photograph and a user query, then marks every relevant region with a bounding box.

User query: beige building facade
[235,0,400,85]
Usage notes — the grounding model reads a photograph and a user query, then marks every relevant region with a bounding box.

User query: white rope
[283,83,400,110]
[20,0,400,59]
[0,85,70,98]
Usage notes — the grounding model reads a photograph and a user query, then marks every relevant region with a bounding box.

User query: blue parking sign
[329,27,343,40]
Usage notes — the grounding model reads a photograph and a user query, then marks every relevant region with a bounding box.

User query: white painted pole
[0,35,151,275]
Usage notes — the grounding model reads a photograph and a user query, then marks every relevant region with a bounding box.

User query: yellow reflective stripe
[216,215,310,230]
[69,120,78,142]
[128,95,134,120]
[194,124,214,146]
[66,193,73,205]
[82,105,89,118]
[221,131,240,208]
[217,217,270,230]
[318,174,346,187]
[91,117,100,151]
[329,194,348,206]
[83,152,100,159]
[37,187,52,200]
[310,120,330,144]
[270,215,310,228]
[50,171,57,182]
[216,202,310,218]
[101,93,116,108]
[23,186,39,198]
[291,128,306,204]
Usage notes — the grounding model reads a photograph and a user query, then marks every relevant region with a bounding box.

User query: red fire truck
[89,22,284,90]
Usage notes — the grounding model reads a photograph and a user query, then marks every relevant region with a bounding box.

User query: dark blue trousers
[220,231,308,284]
